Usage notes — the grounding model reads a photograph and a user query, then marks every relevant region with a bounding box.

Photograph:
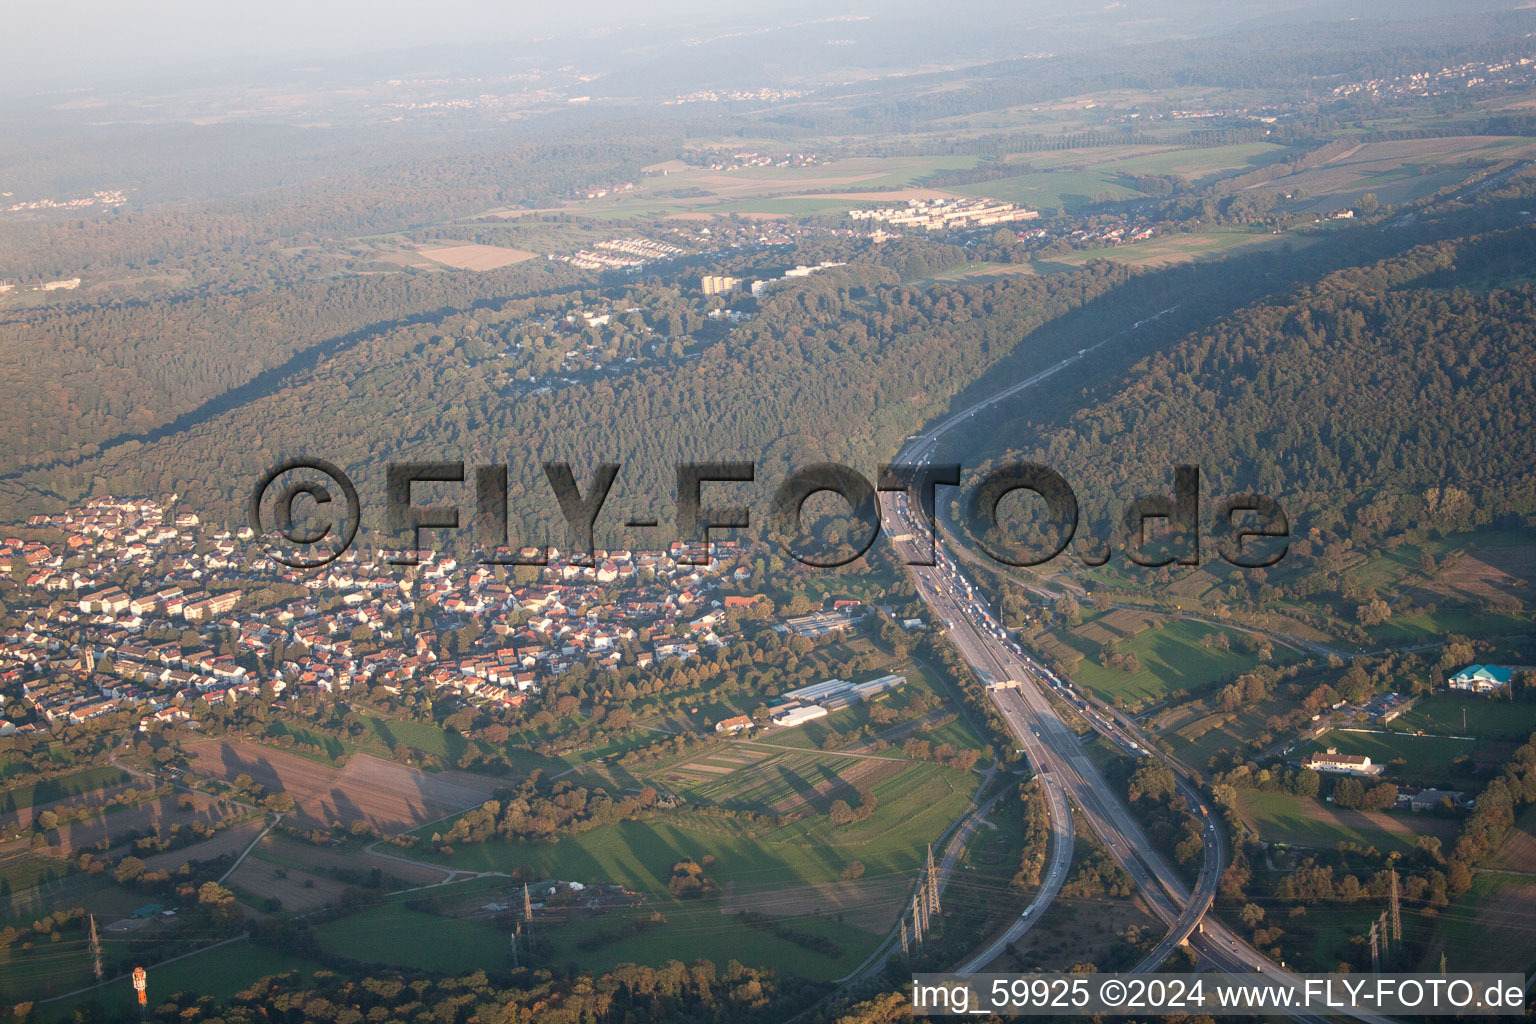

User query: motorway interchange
[877,328,1391,1023]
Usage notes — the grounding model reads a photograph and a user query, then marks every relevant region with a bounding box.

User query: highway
[954,769,1074,973]
[878,318,1394,1023]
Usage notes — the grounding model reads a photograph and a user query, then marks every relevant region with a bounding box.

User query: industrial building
[771,702,829,728]
[771,673,908,719]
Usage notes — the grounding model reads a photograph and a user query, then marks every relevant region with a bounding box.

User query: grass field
[1396,695,1536,742]
[1487,804,1536,875]
[667,748,878,812]
[0,928,93,1000]
[1236,788,1457,854]
[152,940,323,999]
[1365,605,1530,647]
[1433,870,1536,975]
[1058,616,1269,705]
[1302,731,1478,787]
[316,902,508,973]
[911,261,1039,286]
[536,898,873,979]
[414,762,974,894]
[37,940,325,1021]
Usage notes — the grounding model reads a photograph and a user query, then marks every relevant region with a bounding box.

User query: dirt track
[185,740,498,833]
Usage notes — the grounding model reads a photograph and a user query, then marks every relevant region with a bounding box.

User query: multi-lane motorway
[879,325,1392,1022]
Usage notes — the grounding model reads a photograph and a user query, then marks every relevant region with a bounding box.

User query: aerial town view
[0,1,1533,1021]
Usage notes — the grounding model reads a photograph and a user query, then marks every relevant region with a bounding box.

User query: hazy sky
[3,0,1500,94]
[1,0,773,89]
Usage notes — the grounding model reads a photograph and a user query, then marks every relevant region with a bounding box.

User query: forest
[9,243,1133,545]
[979,229,1536,565]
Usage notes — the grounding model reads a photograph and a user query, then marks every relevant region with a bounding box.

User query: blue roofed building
[1447,665,1514,694]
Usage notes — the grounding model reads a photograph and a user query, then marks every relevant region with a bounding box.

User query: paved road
[878,317,1399,1022]
[217,812,281,883]
[953,770,1073,973]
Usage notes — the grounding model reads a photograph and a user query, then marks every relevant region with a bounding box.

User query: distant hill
[987,229,1536,554]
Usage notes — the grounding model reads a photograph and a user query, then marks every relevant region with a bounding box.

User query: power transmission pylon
[89,914,102,982]
[1389,869,1401,945]
[927,844,941,915]
[911,894,924,948]
[1369,919,1380,973]
[511,922,520,968]
[523,884,535,947]
[900,918,910,959]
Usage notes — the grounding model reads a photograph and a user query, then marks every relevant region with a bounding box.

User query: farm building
[1306,748,1384,776]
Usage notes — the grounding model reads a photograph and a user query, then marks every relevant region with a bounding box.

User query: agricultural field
[138,817,268,873]
[567,155,981,219]
[0,927,94,1004]
[1041,229,1304,269]
[353,716,566,777]
[1160,693,1299,769]
[1252,136,1536,209]
[228,853,348,914]
[1236,789,1458,855]
[0,856,155,924]
[1339,527,1534,599]
[247,833,447,888]
[5,788,243,860]
[184,741,500,832]
[953,169,1141,212]
[1422,529,1534,604]
[0,774,145,840]
[957,141,1293,214]
[1104,142,1290,180]
[417,242,537,270]
[1360,595,1530,648]
[0,767,129,817]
